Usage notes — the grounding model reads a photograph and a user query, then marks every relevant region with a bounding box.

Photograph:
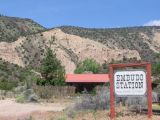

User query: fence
[33,85,76,99]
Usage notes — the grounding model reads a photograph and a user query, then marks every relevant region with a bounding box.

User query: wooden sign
[109,63,152,119]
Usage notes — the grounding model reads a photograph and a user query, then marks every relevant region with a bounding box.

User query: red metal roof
[66,74,109,83]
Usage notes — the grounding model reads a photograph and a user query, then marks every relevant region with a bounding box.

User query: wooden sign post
[109,62,152,119]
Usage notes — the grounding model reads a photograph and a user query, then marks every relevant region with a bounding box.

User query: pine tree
[39,47,65,86]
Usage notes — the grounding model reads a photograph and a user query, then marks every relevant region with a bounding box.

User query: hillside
[0,17,160,73]
[59,26,160,62]
[0,28,141,73]
[0,15,45,42]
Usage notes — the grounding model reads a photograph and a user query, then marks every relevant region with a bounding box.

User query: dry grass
[152,103,160,110]
[1,107,159,120]
[0,106,159,120]
[7,110,159,120]
[0,99,159,120]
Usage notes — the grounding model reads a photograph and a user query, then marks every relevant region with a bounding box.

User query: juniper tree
[39,47,65,86]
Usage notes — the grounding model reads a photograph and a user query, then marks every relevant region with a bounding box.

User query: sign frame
[109,62,152,119]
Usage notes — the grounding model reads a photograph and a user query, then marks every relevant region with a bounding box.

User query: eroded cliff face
[0,28,141,73]
[0,28,160,73]
[60,26,160,62]
[43,29,141,73]
[0,38,24,67]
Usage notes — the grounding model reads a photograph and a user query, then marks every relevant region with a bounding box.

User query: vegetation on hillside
[15,33,47,68]
[74,58,141,74]
[59,26,160,62]
[0,60,36,90]
[0,16,45,42]
[0,15,160,91]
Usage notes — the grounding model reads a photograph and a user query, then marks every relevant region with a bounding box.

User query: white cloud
[144,20,160,26]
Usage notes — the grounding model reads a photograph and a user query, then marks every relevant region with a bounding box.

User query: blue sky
[0,0,160,28]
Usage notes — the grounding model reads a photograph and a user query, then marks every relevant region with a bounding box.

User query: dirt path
[0,99,69,119]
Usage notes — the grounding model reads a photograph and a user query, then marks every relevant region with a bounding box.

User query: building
[66,74,109,92]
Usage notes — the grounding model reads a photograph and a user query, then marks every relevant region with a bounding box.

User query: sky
[0,0,160,28]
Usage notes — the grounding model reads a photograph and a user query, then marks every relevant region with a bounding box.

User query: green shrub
[74,58,100,74]
[36,78,46,86]
[15,88,39,103]
[89,88,96,96]
[72,89,110,111]
[152,62,160,75]
[55,118,66,120]
[99,62,109,73]
[16,95,26,103]
[0,60,37,90]
[0,80,17,90]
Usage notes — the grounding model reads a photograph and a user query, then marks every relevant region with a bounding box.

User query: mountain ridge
[59,26,160,62]
[0,16,46,42]
[0,16,160,73]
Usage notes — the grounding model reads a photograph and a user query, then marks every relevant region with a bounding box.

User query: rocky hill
[0,15,45,42]
[59,26,160,62]
[0,16,160,73]
[0,28,144,73]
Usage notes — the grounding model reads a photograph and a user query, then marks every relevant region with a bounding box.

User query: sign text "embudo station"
[114,70,147,96]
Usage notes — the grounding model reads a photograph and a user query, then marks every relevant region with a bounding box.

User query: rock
[27,93,39,102]
[16,89,39,103]
[23,89,34,97]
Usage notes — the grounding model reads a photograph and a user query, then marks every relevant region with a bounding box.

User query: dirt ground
[0,99,71,120]
[0,99,159,120]
[9,110,160,120]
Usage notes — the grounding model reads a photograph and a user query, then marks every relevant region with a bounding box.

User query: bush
[36,78,46,86]
[0,80,17,90]
[0,60,38,90]
[72,88,110,111]
[152,61,160,75]
[126,96,147,112]
[100,62,109,73]
[16,89,39,103]
[14,86,26,94]
[55,118,67,120]
[16,95,26,103]
[28,93,39,102]
[74,58,100,74]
